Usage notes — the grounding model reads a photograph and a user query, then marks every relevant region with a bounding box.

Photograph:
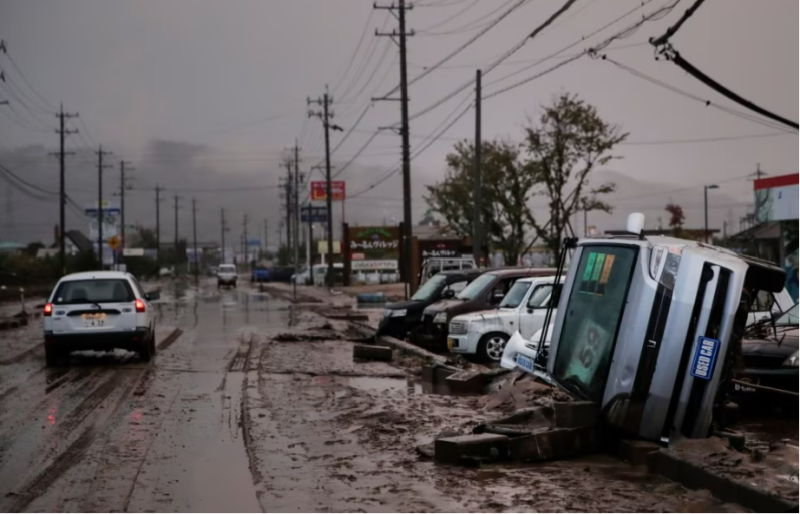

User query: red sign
[310,181,346,201]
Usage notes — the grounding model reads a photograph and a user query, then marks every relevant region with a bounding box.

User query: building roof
[729,221,782,241]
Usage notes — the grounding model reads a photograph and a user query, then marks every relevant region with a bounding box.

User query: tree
[425,139,537,264]
[665,203,685,236]
[129,225,158,249]
[523,93,627,258]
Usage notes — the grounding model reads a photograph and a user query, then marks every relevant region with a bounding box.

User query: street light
[704,184,719,243]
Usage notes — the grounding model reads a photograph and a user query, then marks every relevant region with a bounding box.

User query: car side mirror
[442,289,455,299]
[146,291,160,301]
[527,307,534,314]
[492,291,504,303]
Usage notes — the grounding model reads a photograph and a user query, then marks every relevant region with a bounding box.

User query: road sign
[301,206,328,223]
[107,235,121,250]
[310,181,345,201]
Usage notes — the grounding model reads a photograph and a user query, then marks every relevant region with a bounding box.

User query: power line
[415,0,482,35]
[331,9,378,96]
[483,0,663,88]
[383,0,528,97]
[2,47,55,110]
[656,44,799,130]
[599,56,798,134]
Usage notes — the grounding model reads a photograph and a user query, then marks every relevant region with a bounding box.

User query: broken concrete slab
[421,364,458,383]
[617,439,662,466]
[647,448,799,513]
[352,344,393,361]
[553,401,598,428]
[434,433,510,464]
[444,369,486,394]
[509,426,597,462]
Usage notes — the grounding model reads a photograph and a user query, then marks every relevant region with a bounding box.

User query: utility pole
[308,88,342,287]
[281,159,293,261]
[220,208,227,264]
[263,219,268,259]
[473,69,482,265]
[293,141,301,299]
[155,186,162,266]
[173,194,180,257]
[119,160,133,259]
[192,198,198,279]
[53,105,78,274]
[95,146,113,268]
[242,212,249,268]
[376,0,414,298]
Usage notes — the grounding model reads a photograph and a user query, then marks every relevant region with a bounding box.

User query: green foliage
[425,92,626,263]
[425,140,536,265]
[524,93,627,257]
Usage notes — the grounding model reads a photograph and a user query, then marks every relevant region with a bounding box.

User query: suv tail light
[135,299,146,313]
[43,303,53,316]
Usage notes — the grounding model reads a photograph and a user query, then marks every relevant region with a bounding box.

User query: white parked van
[447,275,564,361]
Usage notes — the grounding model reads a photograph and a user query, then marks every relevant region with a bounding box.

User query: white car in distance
[43,271,160,366]
[447,275,564,362]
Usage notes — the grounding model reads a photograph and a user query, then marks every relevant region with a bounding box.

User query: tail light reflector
[135,299,146,313]
[43,303,53,316]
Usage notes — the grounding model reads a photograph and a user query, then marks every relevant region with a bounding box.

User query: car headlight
[433,312,448,324]
[391,309,407,317]
[783,351,798,367]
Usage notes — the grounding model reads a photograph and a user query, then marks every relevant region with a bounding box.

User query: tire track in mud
[234,333,264,501]
[3,365,152,512]
[156,328,184,352]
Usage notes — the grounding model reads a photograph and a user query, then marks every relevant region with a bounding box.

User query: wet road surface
[0,279,764,512]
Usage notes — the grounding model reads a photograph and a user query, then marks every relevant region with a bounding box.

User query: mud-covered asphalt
[0,279,753,512]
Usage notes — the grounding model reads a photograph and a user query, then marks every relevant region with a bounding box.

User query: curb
[646,449,798,513]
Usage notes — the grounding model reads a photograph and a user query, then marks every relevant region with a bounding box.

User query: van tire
[477,332,509,362]
[139,336,153,362]
[45,343,63,367]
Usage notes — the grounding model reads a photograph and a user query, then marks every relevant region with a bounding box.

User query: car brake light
[135,299,146,313]
[43,303,53,316]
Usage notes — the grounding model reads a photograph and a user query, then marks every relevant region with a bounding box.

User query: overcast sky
[1,0,797,246]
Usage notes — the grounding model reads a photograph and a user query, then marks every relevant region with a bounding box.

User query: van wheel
[478,333,509,362]
[45,343,63,367]
[139,336,153,362]
[150,327,157,356]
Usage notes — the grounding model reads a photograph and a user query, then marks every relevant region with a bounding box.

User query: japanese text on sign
[310,181,346,201]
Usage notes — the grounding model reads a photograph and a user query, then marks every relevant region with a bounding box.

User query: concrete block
[434,433,510,464]
[445,369,486,393]
[352,344,393,362]
[554,401,598,428]
[421,365,456,383]
[509,426,597,461]
[618,439,661,466]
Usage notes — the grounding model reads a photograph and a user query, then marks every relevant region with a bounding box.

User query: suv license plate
[82,313,106,327]
[516,355,534,373]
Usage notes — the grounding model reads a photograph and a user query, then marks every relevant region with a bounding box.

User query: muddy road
[0,279,750,512]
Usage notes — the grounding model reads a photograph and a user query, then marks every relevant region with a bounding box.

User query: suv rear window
[53,279,135,304]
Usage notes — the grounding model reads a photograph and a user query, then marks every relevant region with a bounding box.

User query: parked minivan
[410,268,555,351]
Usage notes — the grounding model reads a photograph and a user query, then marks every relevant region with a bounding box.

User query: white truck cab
[447,275,564,361]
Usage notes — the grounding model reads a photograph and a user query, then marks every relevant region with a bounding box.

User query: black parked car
[376,269,483,340]
[733,302,798,410]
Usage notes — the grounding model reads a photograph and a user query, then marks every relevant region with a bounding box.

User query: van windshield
[552,245,637,402]
[499,281,530,308]
[456,274,495,301]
